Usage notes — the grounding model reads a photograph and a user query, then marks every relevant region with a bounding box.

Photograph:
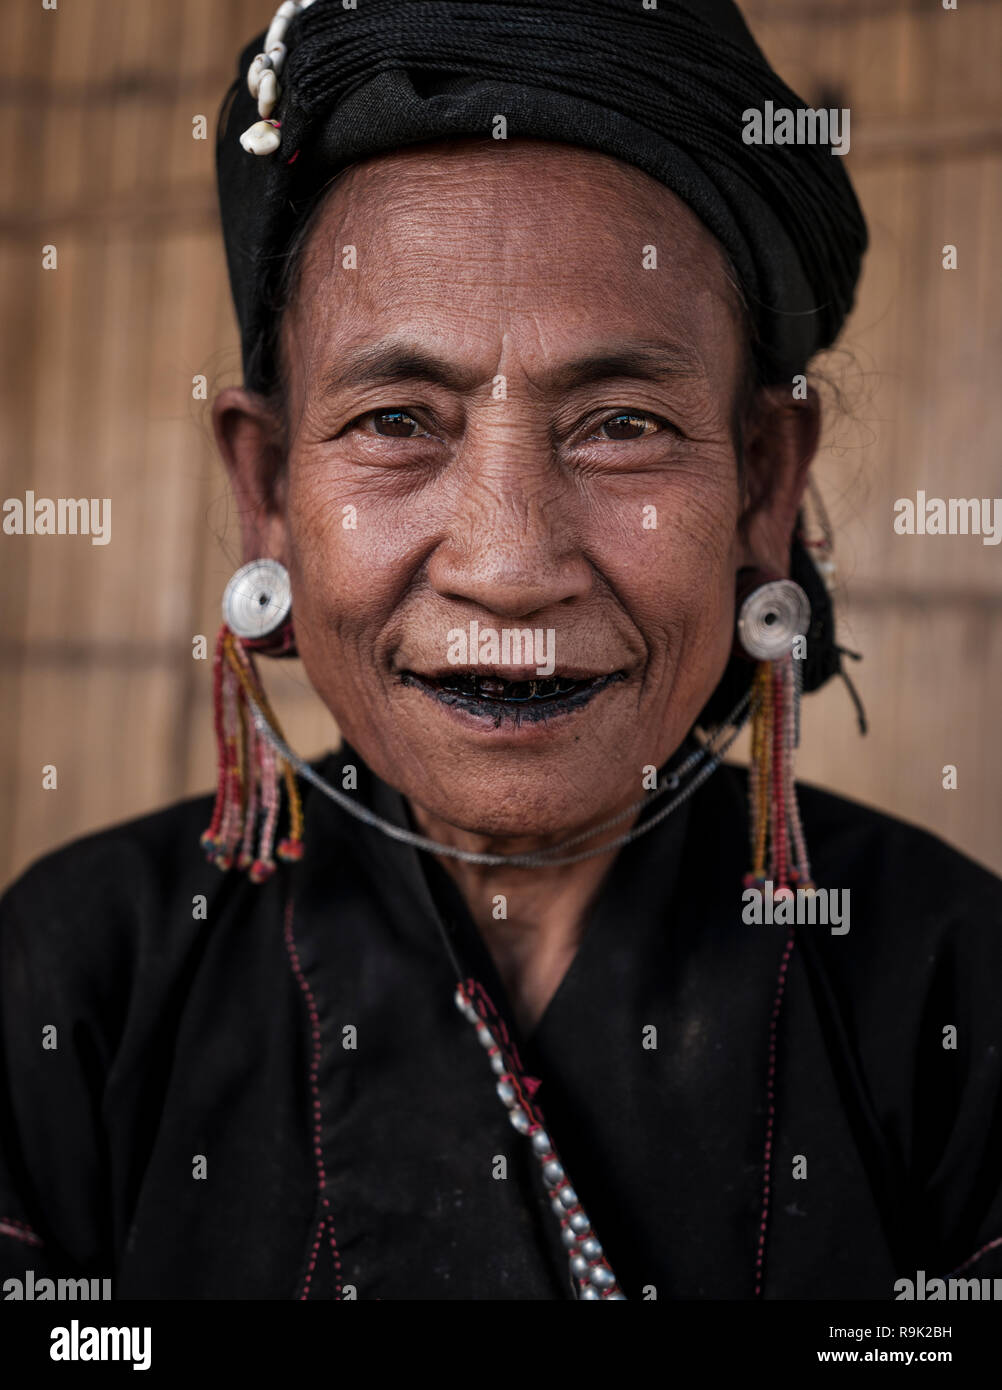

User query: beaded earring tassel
[745,654,813,896]
[736,572,814,898]
[201,624,304,883]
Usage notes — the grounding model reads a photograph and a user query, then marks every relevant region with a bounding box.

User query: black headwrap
[215,0,868,707]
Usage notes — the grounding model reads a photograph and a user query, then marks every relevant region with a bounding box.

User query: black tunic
[1,746,1001,1300]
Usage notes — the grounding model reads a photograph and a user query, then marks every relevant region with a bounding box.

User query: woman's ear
[737,383,821,575]
[212,386,289,564]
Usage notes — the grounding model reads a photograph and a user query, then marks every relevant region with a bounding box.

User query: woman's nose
[425,443,593,619]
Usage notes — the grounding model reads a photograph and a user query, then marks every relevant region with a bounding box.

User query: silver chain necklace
[245,688,752,869]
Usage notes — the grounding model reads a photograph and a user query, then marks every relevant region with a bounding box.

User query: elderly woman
[2,0,1000,1305]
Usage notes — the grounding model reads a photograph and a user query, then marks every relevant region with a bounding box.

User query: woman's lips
[398,668,627,727]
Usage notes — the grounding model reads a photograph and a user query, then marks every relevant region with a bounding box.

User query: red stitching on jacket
[0,1217,42,1247]
[283,894,344,1300]
[951,1234,1002,1274]
[754,925,797,1297]
[467,978,530,1074]
[464,978,543,1124]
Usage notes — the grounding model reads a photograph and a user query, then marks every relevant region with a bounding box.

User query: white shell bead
[239,120,281,156]
[266,41,287,74]
[257,69,280,118]
[276,0,300,17]
[247,52,272,98]
[265,16,289,50]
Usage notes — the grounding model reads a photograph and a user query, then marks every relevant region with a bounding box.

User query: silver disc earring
[736,574,810,662]
[222,558,292,643]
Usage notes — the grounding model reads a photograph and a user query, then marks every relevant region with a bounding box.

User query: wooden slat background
[1,0,999,888]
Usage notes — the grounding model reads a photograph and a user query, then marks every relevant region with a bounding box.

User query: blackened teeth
[426,673,592,703]
[399,671,627,724]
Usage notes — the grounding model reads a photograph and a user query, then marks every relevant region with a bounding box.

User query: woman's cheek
[608,478,737,614]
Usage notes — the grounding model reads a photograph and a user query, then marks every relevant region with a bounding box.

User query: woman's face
[218,140,816,842]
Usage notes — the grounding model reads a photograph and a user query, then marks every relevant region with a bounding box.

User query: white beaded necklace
[239,0,317,156]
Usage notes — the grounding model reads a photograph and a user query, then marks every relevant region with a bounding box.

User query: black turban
[214,0,868,705]
[216,0,866,394]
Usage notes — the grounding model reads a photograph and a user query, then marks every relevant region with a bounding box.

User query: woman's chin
[338,676,658,846]
[402,772,631,849]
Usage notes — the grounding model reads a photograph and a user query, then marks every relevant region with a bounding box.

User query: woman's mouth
[399,669,626,725]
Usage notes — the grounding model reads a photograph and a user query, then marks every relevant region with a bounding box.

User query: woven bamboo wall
[1,0,999,888]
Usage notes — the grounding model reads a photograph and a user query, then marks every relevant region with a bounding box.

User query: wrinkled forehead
[278,139,746,391]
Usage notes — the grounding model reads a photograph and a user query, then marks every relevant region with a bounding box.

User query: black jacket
[2,749,1001,1300]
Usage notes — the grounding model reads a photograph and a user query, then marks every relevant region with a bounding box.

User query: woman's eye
[364,410,425,438]
[595,412,665,441]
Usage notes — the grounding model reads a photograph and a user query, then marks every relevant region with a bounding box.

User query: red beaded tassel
[200,624,305,882]
[745,654,813,896]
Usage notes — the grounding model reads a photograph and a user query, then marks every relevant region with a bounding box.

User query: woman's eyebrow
[549,342,705,389]
[317,344,478,397]
[315,338,704,399]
